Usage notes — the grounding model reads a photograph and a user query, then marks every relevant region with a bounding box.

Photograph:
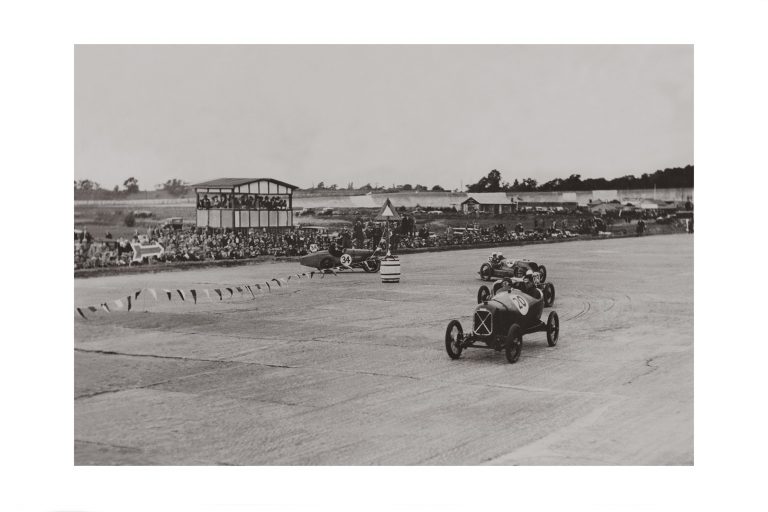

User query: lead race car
[479,252,547,283]
[445,278,560,364]
[299,243,382,272]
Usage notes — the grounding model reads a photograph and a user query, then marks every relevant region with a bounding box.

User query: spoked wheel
[319,257,335,270]
[479,263,493,281]
[505,324,523,364]
[546,311,560,347]
[477,285,491,304]
[538,265,547,283]
[543,282,556,307]
[363,259,381,273]
[445,320,464,359]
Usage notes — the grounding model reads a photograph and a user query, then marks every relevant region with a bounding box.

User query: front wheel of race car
[445,320,464,359]
[479,263,493,281]
[546,311,560,347]
[505,324,523,364]
[538,265,547,283]
[319,257,335,270]
[362,259,381,273]
[543,282,556,307]
[477,285,491,304]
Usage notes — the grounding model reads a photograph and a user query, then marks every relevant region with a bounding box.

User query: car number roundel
[511,295,529,314]
[340,253,353,267]
[309,244,319,253]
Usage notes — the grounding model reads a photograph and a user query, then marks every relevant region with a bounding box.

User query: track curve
[75,234,693,465]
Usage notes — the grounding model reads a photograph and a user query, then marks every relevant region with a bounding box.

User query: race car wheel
[479,263,493,281]
[505,324,522,364]
[363,259,381,273]
[538,265,547,283]
[477,285,491,304]
[543,283,556,307]
[319,257,335,270]
[546,311,560,347]
[445,320,464,359]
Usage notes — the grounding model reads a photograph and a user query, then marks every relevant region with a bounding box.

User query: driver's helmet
[524,269,535,282]
[491,251,504,262]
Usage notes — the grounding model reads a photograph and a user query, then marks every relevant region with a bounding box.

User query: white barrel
[380,257,401,283]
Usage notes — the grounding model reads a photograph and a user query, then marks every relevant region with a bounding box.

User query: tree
[401,184,413,191]
[75,179,99,191]
[316,181,325,189]
[328,184,338,190]
[123,177,140,194]
[414,184,427,191]
[466,169,503,192]
[431,185,445,191]
[161,178,189,197]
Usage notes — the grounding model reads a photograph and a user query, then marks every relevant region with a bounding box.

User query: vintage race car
[299,243,381,272]
[477,277,555,307]
[478,253,548,283]
[445,284,560,364]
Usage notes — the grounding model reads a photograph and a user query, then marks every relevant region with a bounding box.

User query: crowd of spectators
[197,193,288,210]
[74,211,688,271]
[74,217,586,270]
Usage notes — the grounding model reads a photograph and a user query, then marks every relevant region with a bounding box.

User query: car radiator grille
[474,310,492,336]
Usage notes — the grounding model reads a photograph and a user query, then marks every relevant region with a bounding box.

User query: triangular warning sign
[375,198,401,220]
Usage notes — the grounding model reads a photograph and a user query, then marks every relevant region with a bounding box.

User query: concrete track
[74,234,693,465]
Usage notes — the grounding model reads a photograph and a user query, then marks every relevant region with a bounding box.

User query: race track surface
[74,234,693,465]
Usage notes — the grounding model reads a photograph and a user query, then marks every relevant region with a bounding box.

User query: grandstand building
[193,178,298,230]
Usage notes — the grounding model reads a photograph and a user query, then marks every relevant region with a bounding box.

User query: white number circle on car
[511,295,529,315]
[340,253,353,267]
[309,244,318,253]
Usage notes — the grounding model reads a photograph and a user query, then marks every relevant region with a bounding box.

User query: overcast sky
[75,45,693,190]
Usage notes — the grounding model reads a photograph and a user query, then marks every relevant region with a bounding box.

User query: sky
[75,45,693,191]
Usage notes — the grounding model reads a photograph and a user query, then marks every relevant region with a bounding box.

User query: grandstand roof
[193,178,298,190]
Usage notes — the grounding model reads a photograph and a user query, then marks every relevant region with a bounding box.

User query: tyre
[505,324,522,364]
[479,263,493,281]
[477,285,491,304]
[546,311,560,347]
[319,257,335,269]
[543,282,555,307]
[445,320,464,359]
[362,259,381,273]
[538,264,547,283]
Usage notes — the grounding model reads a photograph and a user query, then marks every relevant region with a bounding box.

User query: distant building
[460,193,515,214]
[193,178,298,230]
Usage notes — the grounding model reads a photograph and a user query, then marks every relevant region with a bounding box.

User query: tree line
[74,177,191,199]
[466,165,693,193]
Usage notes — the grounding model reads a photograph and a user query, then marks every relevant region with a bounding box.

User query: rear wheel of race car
[477,285,491,304]
[505,324,523,364]
[445,320,464,359]
[363,259,381,273]
[538,265,547,283]
[543,282,556,307]
[479,263,493,281]
[319,257,335,270]
[546,311,560,347]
